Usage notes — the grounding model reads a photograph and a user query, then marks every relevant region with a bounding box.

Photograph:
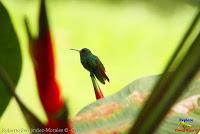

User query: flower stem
[90,73,104,100]
[0,66,44,129]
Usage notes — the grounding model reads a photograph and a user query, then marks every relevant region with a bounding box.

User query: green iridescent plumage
[71,48,109,84]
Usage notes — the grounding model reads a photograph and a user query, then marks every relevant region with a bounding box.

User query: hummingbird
[70,48,109,84]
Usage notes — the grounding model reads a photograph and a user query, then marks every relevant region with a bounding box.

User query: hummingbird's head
[70,48,92,56]
[80,48,92,56]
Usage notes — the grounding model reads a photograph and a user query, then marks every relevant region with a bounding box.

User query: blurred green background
[0,0,197,130]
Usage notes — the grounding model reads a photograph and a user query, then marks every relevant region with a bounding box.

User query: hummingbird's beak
[70,49,80,52]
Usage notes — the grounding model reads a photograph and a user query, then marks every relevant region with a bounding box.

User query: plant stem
[0,66,44,129]
[129,10,200,134]
[90,73,104,100]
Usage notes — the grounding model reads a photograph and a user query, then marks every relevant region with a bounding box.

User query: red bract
[26,1,73,133]
[31,30,64,117]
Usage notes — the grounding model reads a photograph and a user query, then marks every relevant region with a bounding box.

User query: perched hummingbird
[70,48,109,84]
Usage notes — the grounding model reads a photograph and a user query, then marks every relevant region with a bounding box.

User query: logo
[179,118,193,129]
[174,118,199,133]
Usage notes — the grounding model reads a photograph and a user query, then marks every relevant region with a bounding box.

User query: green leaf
[129,10,200,133]
[73,75,200,134]
[0,67,44,129]
[0,2,22,118]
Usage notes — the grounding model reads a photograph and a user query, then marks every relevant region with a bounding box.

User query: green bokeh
[0,0,196,129]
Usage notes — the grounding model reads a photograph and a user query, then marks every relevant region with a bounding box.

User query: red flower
[26,1,73,133]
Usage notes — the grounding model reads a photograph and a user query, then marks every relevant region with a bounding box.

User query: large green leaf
[73,75,200,134]
[129,10,200,133]
[0,2,22,118]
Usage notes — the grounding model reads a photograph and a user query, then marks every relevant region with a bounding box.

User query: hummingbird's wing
[81,55,109,84]
[85,56,105,83]
[93,56,110,84]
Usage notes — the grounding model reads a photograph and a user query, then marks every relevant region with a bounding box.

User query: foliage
[0,0,200,134]
[0,1,22,118]
[73,75,200,134]
[130,11,200,133]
